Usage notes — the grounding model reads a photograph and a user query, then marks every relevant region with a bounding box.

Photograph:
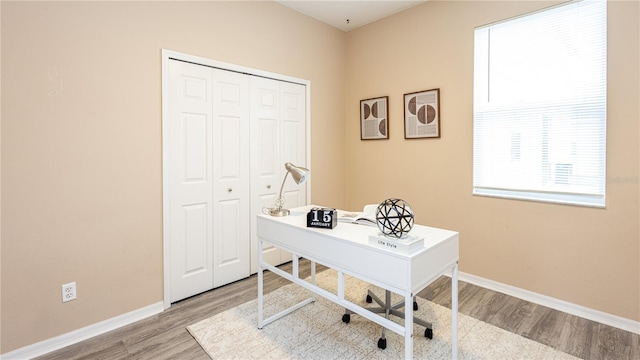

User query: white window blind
[473,0,607,207]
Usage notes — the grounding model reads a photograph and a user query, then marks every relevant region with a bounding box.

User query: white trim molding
[0,302,163,360]
[457,271,640,335]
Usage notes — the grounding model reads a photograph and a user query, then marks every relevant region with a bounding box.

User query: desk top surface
[258,205,458,259]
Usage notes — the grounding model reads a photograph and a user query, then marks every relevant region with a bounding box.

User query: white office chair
[340,205,433,350]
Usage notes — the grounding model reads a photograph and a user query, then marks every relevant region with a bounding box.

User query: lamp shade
[285,162,310,185]
[269,162,310,216]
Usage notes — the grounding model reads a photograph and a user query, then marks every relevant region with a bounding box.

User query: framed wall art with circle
[360,96,389,140]
[404,88,440,139]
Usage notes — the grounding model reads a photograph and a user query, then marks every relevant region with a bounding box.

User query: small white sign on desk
[368,233,424,253]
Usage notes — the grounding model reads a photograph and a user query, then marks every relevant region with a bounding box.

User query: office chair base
[344,289,433,350]
[366,294,419,311]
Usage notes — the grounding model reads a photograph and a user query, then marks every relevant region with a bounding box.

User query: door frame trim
[161,49,311,309]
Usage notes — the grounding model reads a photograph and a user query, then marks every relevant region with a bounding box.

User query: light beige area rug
[187,270,580,359]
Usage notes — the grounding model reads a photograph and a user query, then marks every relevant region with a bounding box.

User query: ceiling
[276,1,428,32]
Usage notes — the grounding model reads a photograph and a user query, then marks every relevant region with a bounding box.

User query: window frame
[472,0,607,208]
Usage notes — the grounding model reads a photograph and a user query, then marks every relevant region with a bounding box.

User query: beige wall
[346,0,639,322]
[0,1,346,352]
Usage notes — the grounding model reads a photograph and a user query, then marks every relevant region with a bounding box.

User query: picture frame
[360,96,389,140]
[404,88,440,139]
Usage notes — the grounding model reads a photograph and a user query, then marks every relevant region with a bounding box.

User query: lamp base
[269,208,290,217]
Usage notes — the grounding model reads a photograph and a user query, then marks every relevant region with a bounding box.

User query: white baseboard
[456,271,640,335]
[0,301,164,360]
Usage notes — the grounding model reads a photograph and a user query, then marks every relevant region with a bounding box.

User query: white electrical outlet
[62,282,77,302]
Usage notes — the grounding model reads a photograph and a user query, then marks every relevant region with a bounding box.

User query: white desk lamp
[270,162,310,217]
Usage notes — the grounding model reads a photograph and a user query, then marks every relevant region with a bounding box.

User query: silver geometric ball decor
[375,198,415,239]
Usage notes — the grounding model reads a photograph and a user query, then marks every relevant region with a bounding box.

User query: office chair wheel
[342,314,350,323]
[377,337,387,349]
[425,328,433,339]
[366,295,373,303]
[414,301,418,311]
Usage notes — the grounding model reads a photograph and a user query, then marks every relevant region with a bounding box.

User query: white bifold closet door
[249,77,307,274]
[167,60,250,302]
[166,59,307,303]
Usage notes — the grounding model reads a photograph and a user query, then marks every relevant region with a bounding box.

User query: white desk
[257,205,459,359]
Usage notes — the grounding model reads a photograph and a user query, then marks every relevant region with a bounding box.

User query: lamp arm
[275,171,290,210]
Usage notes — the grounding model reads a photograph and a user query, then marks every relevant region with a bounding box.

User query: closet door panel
[211,69,251,287]
[281,82,307,209]
[278,83,307,264]
[281,119,305,206]
[215,199,244,285]
[251,80,280,195]
[253,193,282,268]
[256,119,278,187]
[250,77,285,272]
[168,60,214,302]
[254,118,278,220]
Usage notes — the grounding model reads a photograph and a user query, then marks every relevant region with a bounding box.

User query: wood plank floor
[36,260,639,360]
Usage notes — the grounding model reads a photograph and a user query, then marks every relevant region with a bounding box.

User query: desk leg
[257,238,264,329]
[405,290,413,360]
[452,261,458,360]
